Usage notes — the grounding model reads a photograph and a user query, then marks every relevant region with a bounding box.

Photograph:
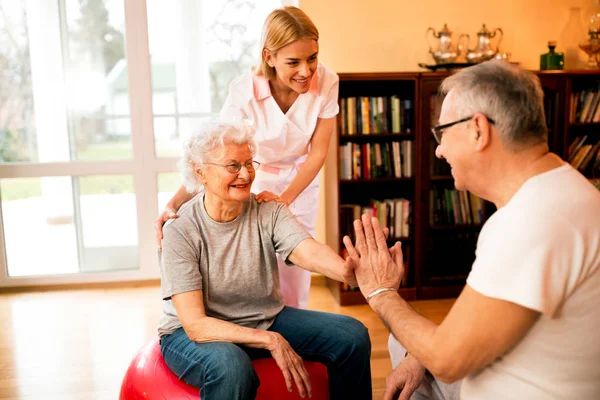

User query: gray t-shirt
[158,192,311,336]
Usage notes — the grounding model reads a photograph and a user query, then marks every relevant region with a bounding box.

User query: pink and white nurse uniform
[219,62,340,309]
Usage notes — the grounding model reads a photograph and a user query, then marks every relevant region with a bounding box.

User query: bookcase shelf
[340,133,415,140]
[569,122,600,128]
[429,224,483,230]
[554,71,600,179]
[340,177,414,183]
[327,70,600,305]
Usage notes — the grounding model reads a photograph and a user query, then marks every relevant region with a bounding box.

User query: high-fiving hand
[342,214,404,298]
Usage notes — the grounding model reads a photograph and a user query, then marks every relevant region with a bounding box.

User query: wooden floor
[0,283,454,400]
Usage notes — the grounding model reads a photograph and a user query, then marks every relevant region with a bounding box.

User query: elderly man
[344,60,600,400]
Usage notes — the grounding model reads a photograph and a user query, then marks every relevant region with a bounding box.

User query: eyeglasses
[203,160,261,174]
[431,115,495,144]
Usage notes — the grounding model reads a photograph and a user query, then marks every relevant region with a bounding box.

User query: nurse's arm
[287,237,357,286]
[155,185,198,249]
[279,117,335,206]
[166,185,198,211]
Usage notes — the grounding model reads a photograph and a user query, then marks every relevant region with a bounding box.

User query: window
[0,0,285,286]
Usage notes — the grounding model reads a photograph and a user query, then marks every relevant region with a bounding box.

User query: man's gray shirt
[158,192,311,336]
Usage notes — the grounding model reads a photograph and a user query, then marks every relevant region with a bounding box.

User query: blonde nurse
[154,6,339,309]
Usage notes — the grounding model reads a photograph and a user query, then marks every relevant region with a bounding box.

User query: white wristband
[365,287,397,303]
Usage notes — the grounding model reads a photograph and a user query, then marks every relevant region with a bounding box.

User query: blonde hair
[256,6,319,80]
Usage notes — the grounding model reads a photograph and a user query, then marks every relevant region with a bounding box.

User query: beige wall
[303,0,590,72]
[312,0,591,245]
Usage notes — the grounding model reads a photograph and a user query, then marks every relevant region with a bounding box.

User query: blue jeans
[160,306,372,400]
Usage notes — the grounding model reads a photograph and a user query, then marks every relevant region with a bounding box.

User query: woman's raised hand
[267,332,312,398]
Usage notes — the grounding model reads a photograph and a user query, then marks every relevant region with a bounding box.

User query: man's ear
[473,113,492,152]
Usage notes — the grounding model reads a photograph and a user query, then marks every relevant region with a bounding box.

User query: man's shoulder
[509,164,600,226]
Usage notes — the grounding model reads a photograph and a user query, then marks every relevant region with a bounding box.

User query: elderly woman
[158,120,372,400]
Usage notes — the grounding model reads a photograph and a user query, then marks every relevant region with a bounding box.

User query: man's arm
[346,215,540,383]
[370,285,539,383]
[383,353,426,400]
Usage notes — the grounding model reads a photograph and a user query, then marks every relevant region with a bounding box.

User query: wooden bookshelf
[326,70,600,305]
[332,72,419,305]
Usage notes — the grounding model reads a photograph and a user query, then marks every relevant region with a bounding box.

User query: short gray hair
[179,120,258,192]
[439,60,547,150]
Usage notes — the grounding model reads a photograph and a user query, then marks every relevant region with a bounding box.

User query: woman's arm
[172,289,272,347]
[286,228,389,285]
[277,117,335,206]
[155,185,197,249]
[172,289,312,396]
[287,238,357,286]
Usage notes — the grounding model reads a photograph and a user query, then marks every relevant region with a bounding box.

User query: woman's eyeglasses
[203,160,261,174]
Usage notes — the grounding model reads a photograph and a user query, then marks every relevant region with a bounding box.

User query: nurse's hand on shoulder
[267,332,312,398]
[255,190,289,206]
[155,205,178,251]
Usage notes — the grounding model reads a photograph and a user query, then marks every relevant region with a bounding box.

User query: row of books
[570,87,600,123]
[340,199,412,241]
[339,246,411,290]
[568,136,600,174]
[339,141,414,180]
[430,188,484,226]
[339,96,413,135]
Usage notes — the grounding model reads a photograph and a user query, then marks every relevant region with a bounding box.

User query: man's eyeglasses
[431,115,495,144]
[204,160,261,174]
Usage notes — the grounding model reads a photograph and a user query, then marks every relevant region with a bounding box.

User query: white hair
[179,120,258,192]
[439,60,548,150]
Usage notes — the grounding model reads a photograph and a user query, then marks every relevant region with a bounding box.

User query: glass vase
[559,7,588,69]
[579,32,600,69]
[584,0,600,33]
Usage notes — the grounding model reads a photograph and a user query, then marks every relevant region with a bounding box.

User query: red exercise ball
[120,338,330,400]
